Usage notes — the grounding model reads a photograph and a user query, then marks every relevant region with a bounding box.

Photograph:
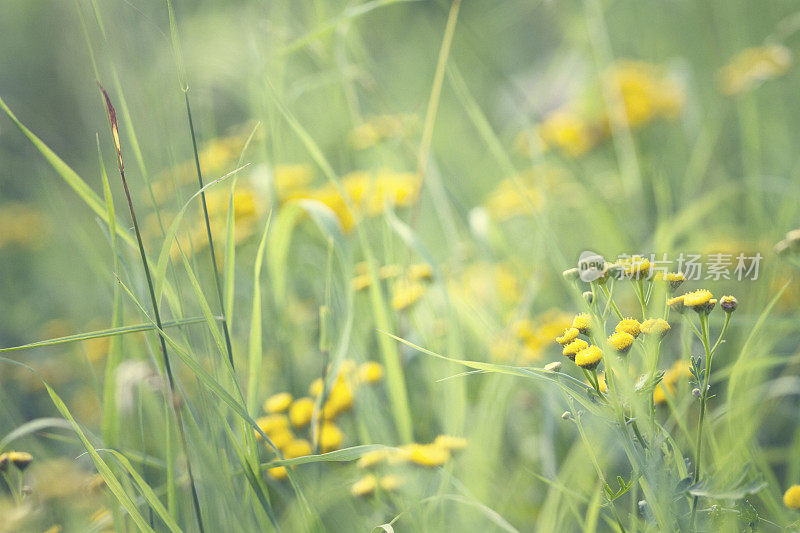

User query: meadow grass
[2,0,800,531]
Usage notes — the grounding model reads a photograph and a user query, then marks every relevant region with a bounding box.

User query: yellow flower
[617,255,651,279]
[575,346,603,370]
[556,327,580,346]
[484,178,543,220]
[357,449,390,469]
[357,361,384,384]
[563,339,589,361]
[720,295,738,313]
[391,279,426,310]
[615,318,641,338]
[289,397,314,428]
[572,313,592,334]
[263,392,293,413]
[283,439,312,459]
[379,475,404,491]
[784,485,800,509]
[409,263,434,281]
[597,373,608,393]
[433,435,468,451]
[8,451,33,471]
[351,474,377,497]
[683,289,716,312]
[605,61,684,127]
[269,428,294,450]
[322,377,354,419]
[255,414,289,438]
[351,274,371,291]
[309,378,324,397]
[320,423,344,453]
[667,295,686,313]
[0,453,8,472]
[268,466,288,480]
[655,272,686,290]
[608,331,635,353]
[654,360,691,405]
[539,109,597,156]
[640,318,671,338]
[719,45,792,95]
[405,443,451,467]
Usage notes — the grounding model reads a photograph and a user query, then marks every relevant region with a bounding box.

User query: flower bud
[544,361,562,373]
[561,411,572,420]
[692,388,701,399]
[720,295,738,313]
[582,291,594,304]
[562,268,580,281]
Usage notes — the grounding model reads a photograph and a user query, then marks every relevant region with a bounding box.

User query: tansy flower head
[357,361,384,383]
[357,449,390,469]
[563,339,589,361]
[720,295,738,313]
[263,392,293,413]
[572,313,592,334]
[283,439,312,459]
[544,361,562,372]
[640,318,671,338]
[255,414,289,438]
[351,475,377,497]
[683,289,715,313]
[391,279,426,310]
[656,271,686,290]
[597,373,608,393]
[617,256,651,279]
[615,318,641,338]
[8,451,33,471]
[784,485,800,509]
[0,453,8,472]
[320,423,343,453]
[379,475,404,491]
[556,327,580,345]
[268,466,288,480]
[667,295,686,313]
[575,346,603,370]
[406,443,451,467]
[608,331,635,353]
[289,397,315,427]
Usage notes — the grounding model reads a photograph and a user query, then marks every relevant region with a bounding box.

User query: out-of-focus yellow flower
[255,414,289,439]
[538,109,597,156]
[640,318,671,338]
[485,178,543,220]
[379,474,404,491]
[784,485,800,509]
[605,61,684,127]
[350,474,377,497]
[320,423,343,453]
[434,435,468,450]
[322,377,354,419]
[408,263,434,281]
[264,392,293,413]
[719,45,791,95]
[274,164,314,199]
[357,449,390,469]
[283,439,312,459]
[268,466,288,480]
[357,362,384,384]
[597,373,608,394]
[270,428,295,450]
[404,443,451,467]
[349,114,417,150]
[390,278,426,311]
[654,360,691,405]
[8,451,33,471]
[289,397,315,428]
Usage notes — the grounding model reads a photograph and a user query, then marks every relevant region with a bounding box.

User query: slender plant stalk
[183,91,237,371]
[690,313,712,526]
[98,84,205,533]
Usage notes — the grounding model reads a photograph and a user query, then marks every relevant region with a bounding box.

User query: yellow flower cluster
[257,360,384,480]
[351,435,467,497]
[492,310,572,362]
[653,360,691,405]
[349,114,418,150]
[555,314,604,370]
[351,261,434,311]
[518,60,683,158]
[282,170,421,232]
[718,45,792,95]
